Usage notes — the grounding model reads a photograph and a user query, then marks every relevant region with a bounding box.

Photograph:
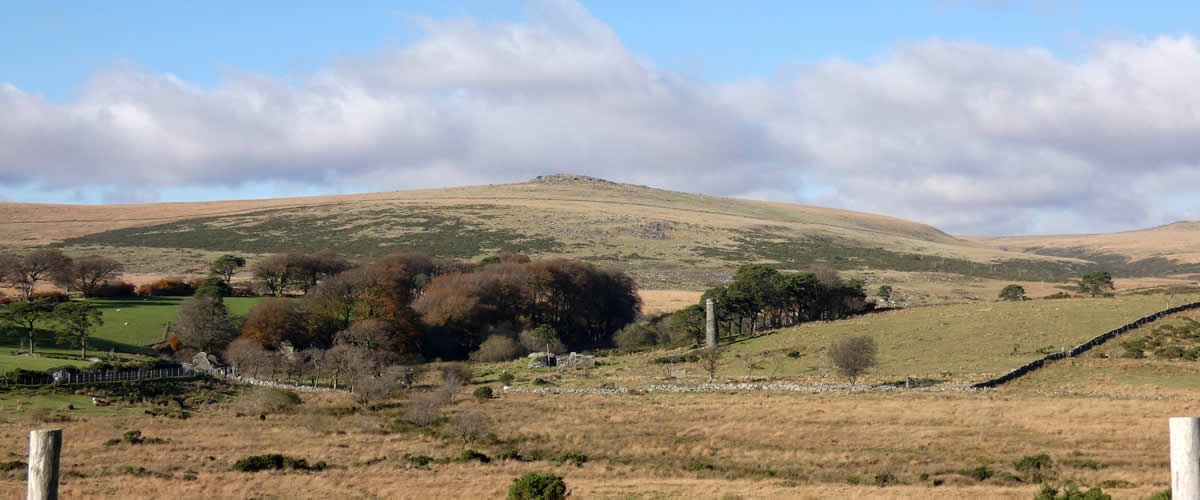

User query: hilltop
[1,175,1195,299]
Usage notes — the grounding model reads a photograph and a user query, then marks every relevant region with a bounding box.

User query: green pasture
[0,296,266,373]
[717,293,1200,384]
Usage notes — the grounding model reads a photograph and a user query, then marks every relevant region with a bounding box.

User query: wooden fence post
[27,429,62,500]
[1171,417,1200,500]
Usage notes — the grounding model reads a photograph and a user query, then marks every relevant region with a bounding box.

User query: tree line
[666,264,875,344]
[169,251,641,383]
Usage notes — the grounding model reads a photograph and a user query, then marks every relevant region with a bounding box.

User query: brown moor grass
[0,389,1187,499]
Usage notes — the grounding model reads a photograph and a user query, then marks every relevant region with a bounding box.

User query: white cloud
[1,1,1198,235]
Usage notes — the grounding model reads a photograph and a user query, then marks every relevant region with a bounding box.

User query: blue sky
[6,0,1193,101]
[1,0,1199,235]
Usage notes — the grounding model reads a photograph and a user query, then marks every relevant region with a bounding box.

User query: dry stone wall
[969,301,1200,389]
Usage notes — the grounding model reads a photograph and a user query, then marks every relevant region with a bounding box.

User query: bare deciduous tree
[70,256,124,297]
[696,346,723,383]
[1,249,73,297]
[174,296,238,353]
[829,336,878,385]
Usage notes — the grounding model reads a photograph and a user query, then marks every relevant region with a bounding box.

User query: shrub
[685,458,716,471]
[999,284,1026,301]
[651,353,699,364]
[232,454,327,472]
[498,372,515,385]
[873,472,898,487]
[1034,484,1111,500]
[470,335,525,362]
[828,336,878,384]
[553,451,588,467]
[473,386,494,401]
[507,472,567,500]
[91,280,136,298]
[459,449,491,463]
[30,291,68,303]
[498,448,523,461]
[403,394,445,426]
[136,278,196,297]
[450,413,490,443]
[1043,292,1072,300]
[613,322,659,348]
[1014,453,1055,482]
[406,454,435,467]
[1096,480,1132,488]
[958,466,993,481]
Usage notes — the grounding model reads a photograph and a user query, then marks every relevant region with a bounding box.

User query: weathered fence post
[705,299,718,348]
[1171,417,1200,500]
[27,429,62,500]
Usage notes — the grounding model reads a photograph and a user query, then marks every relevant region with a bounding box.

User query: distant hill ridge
[1,175,1198,289]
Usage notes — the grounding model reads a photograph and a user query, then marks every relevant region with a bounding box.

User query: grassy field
[0,386,1186,498]
[0,296,265,373]
[477,294,1200,389]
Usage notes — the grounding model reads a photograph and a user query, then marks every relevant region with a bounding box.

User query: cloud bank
[2,1,1198,235]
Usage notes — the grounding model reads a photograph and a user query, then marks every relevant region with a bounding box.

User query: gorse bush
[473,386,494,400]
[507,472,567,500]
[232,454,327,473]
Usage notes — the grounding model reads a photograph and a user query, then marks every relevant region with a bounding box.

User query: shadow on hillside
[0,327,156,358]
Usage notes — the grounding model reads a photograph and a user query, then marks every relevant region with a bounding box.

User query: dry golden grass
[0,389,1185,499]
[967,221,1200,264]
[640,289,705,315]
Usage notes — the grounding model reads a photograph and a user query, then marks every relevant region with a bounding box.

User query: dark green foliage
[958,466,994,481]
[507,472,567,500]
[106,430,166,446]
[1034,483,1111,500]
[498,449,523,461]
[1077,271,1116,297]
[999,284,1026,301]
[873,472,898,487]
[405,455,435,467]
[472,386,494,400]
[1072,460,1104,470]
[651,353,699,364]
[553,452,588,467]
[232,454,327,472]
[1014,453,1055,482]
[1155,346,1186,359]
[498,372,515,385]
[459,449,491,463]
[1043,292,1072,300]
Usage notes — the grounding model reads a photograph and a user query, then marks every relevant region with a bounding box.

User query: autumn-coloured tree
[290,249,350,295]
[252,253,300,296]
[241,298,308,348]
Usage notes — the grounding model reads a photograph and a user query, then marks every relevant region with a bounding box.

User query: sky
[2,0,1199,236]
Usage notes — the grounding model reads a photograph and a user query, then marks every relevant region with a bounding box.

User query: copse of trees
[699,264,873,338]
[193,251,642,389]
